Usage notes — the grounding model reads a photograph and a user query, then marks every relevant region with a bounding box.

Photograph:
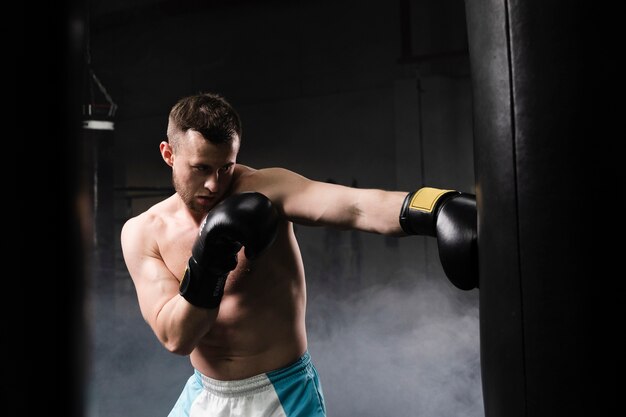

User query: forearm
[154,295,218,355]
[341,188,408,236]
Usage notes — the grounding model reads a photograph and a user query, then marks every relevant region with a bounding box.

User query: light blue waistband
[194,351,311,397]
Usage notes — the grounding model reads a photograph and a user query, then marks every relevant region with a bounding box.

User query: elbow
[164,340,195,356]
[161,336,196,356]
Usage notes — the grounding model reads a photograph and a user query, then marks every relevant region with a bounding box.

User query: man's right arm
[120,215,218,355]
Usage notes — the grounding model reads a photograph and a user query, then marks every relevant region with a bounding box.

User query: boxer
[121,92,476,417]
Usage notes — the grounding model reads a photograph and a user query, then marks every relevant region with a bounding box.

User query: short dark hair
[168,92,242,148]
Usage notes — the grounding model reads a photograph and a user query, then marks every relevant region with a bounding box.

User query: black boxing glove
[399,187,478,290]
[179,192,280,309]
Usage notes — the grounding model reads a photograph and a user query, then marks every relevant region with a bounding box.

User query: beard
[172,173,210,215]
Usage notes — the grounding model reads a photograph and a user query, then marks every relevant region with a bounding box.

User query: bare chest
[158,227,258,287]
[158,225,198,281]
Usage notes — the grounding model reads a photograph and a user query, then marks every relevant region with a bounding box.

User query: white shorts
[168,351,326,417]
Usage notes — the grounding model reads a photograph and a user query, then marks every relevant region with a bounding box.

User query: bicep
[120,220,180,328]
[258,168,360,228]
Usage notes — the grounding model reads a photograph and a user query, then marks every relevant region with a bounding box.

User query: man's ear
[160,141,174,166]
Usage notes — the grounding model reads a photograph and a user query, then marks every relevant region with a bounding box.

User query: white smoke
[307,272,483,417]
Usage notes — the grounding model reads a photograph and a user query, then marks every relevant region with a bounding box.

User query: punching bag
[464,1,621,416]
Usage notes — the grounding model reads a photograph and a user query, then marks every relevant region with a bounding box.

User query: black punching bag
[464,1,621,417]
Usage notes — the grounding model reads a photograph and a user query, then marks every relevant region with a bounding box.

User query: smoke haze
[307,274,483,417]
[88,229,483,417]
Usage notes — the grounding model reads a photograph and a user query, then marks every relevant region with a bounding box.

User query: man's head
[161,93,242,214]
[167,92,242,150]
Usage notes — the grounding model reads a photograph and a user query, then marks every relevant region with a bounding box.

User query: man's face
[171,130,240,215]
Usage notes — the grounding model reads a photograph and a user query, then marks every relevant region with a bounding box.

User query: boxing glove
[179,192,280,308]
[399,187,478,290]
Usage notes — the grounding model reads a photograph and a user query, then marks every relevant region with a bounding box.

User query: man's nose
[204,172,219,192]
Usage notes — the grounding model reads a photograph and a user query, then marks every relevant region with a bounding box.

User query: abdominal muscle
[189,223,308,381]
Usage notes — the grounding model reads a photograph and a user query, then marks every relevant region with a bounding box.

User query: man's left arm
[247,167,407,235]
[245,167,478,290]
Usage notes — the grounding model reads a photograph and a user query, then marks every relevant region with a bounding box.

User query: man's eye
[218,165,231,173]
[193,166,209,172]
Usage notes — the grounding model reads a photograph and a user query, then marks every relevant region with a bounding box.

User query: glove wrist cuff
[179,260,226,309]
[399,187,459,236]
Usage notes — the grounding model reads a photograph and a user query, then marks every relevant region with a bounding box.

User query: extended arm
[241,167,477,289]
[247,167,407,235]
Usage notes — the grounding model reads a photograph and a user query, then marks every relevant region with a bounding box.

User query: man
[120,92,476,417]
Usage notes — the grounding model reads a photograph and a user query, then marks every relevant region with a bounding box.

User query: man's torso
[155,167,309,380]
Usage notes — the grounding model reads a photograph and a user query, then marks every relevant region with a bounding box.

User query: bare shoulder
[232,165,309,195]
[120,195,177,253]
[123,196,171,229]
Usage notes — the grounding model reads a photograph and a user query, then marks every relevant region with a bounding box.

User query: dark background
[11,1,621,416]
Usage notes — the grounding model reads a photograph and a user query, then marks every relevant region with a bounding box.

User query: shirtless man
[120,92,476,417]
